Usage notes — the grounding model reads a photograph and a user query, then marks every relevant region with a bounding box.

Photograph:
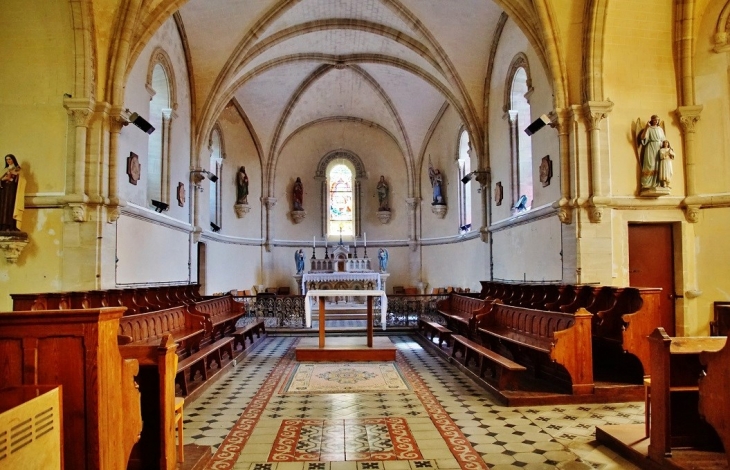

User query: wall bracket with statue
[633,115,674,197]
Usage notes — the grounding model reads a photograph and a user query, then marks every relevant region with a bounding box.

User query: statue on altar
[294,248,305,274]
[378,248,389,272]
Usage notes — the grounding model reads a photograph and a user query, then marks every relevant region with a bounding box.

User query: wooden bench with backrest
[10,283,201,316]
[232,319,267,351]
[191,294,246,341]
[477,303,594,394]
[451,334,526,390]
[647,328,726,465]
[699,332,730,466]
[117,304,208,357]
[117,304,237,398]
[417,318,452,348]
[436,293,498,337]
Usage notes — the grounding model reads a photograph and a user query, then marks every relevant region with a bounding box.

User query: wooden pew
[118,305,207,357]
[451,334,526,390]
[435,293,497,338]
[699,335,730,466]
[191,294,245,340]
[118,335,179,470]
[710,302,730,336]
[418,318,452,348]
[0,307,142,470]
[478,304,594,394]
[11,283,201,315]
[647,328,725,463]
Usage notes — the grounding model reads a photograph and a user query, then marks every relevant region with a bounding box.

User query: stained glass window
[329,164,353,236]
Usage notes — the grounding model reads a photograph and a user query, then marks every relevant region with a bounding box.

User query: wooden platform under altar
[295,336,396,361]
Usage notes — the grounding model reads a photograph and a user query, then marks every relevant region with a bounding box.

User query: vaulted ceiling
[176,0,510,166]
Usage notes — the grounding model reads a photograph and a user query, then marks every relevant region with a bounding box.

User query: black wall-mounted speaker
[129,112,156,135]
[524,114,550,136]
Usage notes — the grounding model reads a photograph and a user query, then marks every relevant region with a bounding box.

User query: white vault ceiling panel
[179,0,272,115]
[237,29,444,84]
[360,63,447,159]
[232,61,323,156]
[399,0,501,120]
[279,67,403,148]
[262,0,418,39]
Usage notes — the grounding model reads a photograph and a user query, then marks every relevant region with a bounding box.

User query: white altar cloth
[304,289,387,329]
[301,272,381,293]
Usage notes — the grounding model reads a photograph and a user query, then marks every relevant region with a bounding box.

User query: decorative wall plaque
[127,152,140,185]
[177,182,185,207]
[494,182,503,206]
[539,155,553,187]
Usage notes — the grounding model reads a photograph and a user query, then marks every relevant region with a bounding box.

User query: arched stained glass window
[328,164,353,237]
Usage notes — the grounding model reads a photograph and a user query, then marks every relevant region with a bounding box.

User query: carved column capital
[262,197,277,210]
[676,105,703,134]
[548,108,572,136]
[64,97,95,127]
[405,197,420,211]
[582,100,614,131]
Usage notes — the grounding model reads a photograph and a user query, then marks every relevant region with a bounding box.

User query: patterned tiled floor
[184,336,643,469]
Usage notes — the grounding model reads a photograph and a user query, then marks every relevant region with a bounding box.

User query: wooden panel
[0,339,23,386]
[628,224,675,336]
[37,337,86,470]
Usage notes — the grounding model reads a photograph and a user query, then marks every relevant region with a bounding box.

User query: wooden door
[628,224,675,335]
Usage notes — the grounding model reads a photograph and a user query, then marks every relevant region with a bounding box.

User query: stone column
[64,98,94,222]
[262,197,277,252]
[677,105,702,222]
[582,100,614,223]
[161,109,176,204]
[550,108,573,224]
[107,107,126,223]
[406,197,420,252]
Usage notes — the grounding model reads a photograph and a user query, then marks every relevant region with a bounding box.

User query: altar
[295,241,389,296]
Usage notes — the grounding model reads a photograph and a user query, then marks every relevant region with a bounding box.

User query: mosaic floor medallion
[283,362,410,393]
[268,417,422,462]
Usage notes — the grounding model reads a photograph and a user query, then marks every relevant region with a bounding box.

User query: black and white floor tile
[182,335,642,469]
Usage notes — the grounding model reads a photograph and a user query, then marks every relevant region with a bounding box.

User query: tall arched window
[505,55,533,213]
[328,163,354,237]
[316,150,365,239]
[457,129,472,232]
[146,48,176,209]
[209,128,223,229]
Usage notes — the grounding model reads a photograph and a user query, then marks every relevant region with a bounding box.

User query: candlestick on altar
[313,236,315,248]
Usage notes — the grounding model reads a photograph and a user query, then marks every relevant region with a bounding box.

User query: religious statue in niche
[494,181,503,206]
[127,152,140,185]
[376,175,390,211]
[633,115,671,196]
[539,155,553,187]
[0,154,25,231]
[177,182,185,207]
[293,177,304,210]
[236,166,249,204]
[428,162,445,205]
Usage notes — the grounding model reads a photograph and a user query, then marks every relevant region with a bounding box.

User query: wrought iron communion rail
[233,293,448,329]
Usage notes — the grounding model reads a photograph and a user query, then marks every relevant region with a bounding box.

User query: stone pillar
[677,105,702,222]
[262,197,277,252]
[550,108,573,224]
[161,109,175,204]
[64,98,94,221]
[107,107,126,223]
[582,100,614,223]
[406,197,420,252]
